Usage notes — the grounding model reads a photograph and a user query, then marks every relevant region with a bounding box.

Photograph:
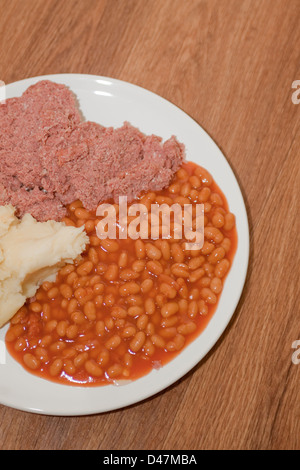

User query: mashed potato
[0,205,89,328]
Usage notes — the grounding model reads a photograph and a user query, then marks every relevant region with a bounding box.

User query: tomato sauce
[6,162,237,386]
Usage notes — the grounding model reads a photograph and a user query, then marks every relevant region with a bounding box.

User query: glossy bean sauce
[6,162,237,386]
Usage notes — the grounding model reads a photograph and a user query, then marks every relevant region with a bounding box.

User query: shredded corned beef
[0,80,185,221]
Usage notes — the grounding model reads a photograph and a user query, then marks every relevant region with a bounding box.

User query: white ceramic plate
[0,74,249,416]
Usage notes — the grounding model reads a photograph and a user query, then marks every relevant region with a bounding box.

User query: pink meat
[0,80,185,221]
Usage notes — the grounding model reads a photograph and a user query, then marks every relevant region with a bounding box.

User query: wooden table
[0,0,299,451]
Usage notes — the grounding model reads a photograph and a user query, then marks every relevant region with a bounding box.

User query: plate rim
[0,73,249,416]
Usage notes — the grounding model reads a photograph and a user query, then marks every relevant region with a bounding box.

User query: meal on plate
[1,80,237,386]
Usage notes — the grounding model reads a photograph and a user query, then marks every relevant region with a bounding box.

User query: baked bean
[141,278,153,294]
[178,281,189,299]
[95,321,105,336]
[101,238,119,253]
[151,334,165,348]
[104,264,118,281]
[50,341,66,352]
[210,277,223,294]
[74,352,89,368]
[195,167,213,186]
[47,287,59,299]
[7,161,236,386]
[204,226,224,244]
[208,247,226,264]
[160,283,177,299]
[126,294,143,306]
[200,288,217,304]
[198,187,211,202]
[77,261,94,276]
[159,327,177,339]
[188,256,205,270]
[42,281,52,292]
[56,321,68,337]
[23,353,40,370]
[215,259,230,278]
[132,260,146,273]
[105,335,121,350]
[212,212,225,228]
[144,298,155,315]
[85,219,96,233]
[67,298,79,314]
[171,263,189,278]
[168,182,180,194]
[49,359,63,377]
[74,207,90,219]
[29,302,42,313]
[166,334,185,352]
[14,337,27,352]
[97,349,110,367]
[59,284,73,300]
[210,192,223,206]
[88,247,99,265]
[171,243,185,263]
[66,271,78,286]
[146,321,156,336]
[137,314,149,330]
[189,175,201,189]
[178,299,188,314]
[5,324,24,342]
[95,294,104,307]
[189,288,200,300]
[198,300,208,316]
[188,300,198,319]
[121,325,137,338]
[188,268,205,283]
[45,320,58,333]
[107,363,123,378]
[62,347,76,359]
[64,359,76,375]
[130,331,146,352]
[89,235,101,246]
[128,306,143,317]
[223,212,236,231]
[145,243,162,260]
[118,251,128,268]
[119,268,139,281]
[11,307,27,325]
[135,240,146,259]
[60,264,75,277]
[119,282,140,296]
[146,260,163,275]
[66,325,79,339]
[69,200,82,212]
[221,237,231,253]
[40,335,52,348]
[104,317,114,331]
[161,315,179,328]
[85,360,103,377]
[161,302,179,318]
[177,322,197,335]
[34,347,49,363]
[70,311,84,325]
[201,241,215,255]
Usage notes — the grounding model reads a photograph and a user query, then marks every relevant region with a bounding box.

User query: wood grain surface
[0,0,299,450]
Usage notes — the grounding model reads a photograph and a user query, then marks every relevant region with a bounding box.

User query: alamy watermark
[95,196,204,250]
[291,340,300,365]
[0,340,6,364]
[291,80,300,104]
[0,80,6,104]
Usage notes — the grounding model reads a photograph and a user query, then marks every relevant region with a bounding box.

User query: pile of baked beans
[6,162,237,385]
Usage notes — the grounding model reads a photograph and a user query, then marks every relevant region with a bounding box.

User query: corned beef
[0,80,185,221]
